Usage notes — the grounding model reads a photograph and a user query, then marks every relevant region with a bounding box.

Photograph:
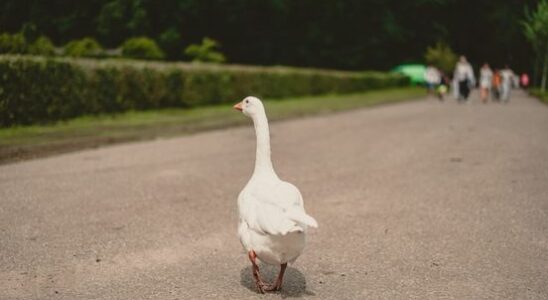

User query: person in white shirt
[479,63,493,103]
[453,56,475,102]
[424,65,441,95]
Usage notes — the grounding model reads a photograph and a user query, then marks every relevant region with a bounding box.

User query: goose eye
[245,100,250,104]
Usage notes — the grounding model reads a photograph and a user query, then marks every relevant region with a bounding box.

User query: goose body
[238,176,312,265]
[233,96,317,293]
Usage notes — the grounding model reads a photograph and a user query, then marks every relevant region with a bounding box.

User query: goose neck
[252,113,276,177]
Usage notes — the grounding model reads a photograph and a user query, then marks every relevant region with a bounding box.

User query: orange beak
[233,102,243,111]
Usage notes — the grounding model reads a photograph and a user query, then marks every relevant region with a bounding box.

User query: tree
[158,27,182,60]
[20,22,38,43]
[0,0,540,70]
[97,0,127,46]
[424,42,458,74]
[121,36,164,60]
[184,37,226,63]
[522,0,548,92]
[97,0,150,47]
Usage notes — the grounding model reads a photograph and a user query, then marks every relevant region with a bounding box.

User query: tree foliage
[184,37,226,63]
[424,42,458,74]
[158,27,181,59]
[522,0,548,91]
[97,0,150,47]
[0,0,539,71]
[0,32,26,54]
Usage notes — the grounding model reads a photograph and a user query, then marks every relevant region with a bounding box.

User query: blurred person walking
[479,63,493,103]
[500,65,515,102]
[453,56,475,102]
[520,73,530,89]
[492,69,502,101]
[437,74,450,100]
[424,65,441,96]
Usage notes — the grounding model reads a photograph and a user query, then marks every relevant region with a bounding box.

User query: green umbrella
[392,64,426,84]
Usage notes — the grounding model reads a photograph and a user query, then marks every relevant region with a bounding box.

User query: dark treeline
[0,0,539,72]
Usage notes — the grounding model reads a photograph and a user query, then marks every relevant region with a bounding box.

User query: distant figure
[479,63,493,103]
[513,74,520,89]
[492,69,502,101]
[500,65,515,102]
[520,73,530,89]
[437,74,450,101]
[453,56,475,102]
[424,65,441,96]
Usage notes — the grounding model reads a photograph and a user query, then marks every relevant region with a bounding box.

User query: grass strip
[0,86,424,164]
[530,88,548,104]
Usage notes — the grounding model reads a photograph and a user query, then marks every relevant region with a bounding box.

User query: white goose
[233,96,318,293]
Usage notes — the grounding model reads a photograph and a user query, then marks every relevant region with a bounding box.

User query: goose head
[233,96,265,118]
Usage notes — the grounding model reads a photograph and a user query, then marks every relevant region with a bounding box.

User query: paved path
[1,91,547,299]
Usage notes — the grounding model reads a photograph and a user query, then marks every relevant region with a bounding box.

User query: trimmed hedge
[0,55,409,127]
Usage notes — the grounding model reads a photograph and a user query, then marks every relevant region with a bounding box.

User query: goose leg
[264,263,287,292]
[248,250,266,293]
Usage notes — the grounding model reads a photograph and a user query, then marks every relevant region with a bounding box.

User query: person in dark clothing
[453,56,475,102]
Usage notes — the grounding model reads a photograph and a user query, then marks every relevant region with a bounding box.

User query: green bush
[185,37,226,63]
[0,31,55,56]
[0,33,27,54]
[65,37,103,57]
[28,36,55,56]
[0,55,409,127]
[121,37,165,60]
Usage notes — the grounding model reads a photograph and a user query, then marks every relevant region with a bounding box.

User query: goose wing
[239,181,318,236]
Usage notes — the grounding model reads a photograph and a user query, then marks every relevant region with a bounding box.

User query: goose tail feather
[287,210,318,228]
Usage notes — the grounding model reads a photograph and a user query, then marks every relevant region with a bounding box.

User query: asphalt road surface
[1,91,547,299]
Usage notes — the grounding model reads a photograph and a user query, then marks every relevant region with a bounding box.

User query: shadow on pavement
[240,264,315,298]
